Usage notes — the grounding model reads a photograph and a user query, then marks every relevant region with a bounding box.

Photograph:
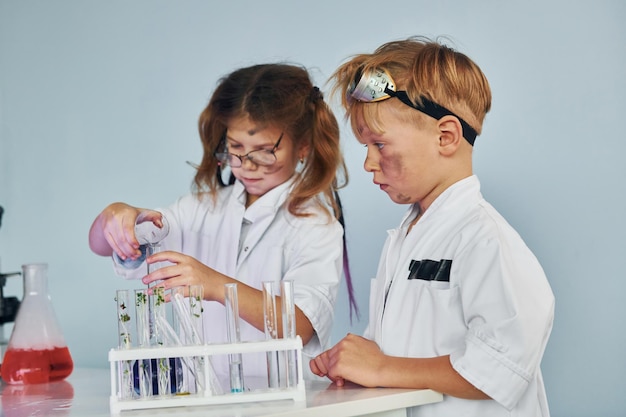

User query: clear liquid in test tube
[281,280,298,387]
[151,286,171,396]
[170,286,188,395]
[224,283,244,393]
[262,281,280,388]
[145,243,163,342]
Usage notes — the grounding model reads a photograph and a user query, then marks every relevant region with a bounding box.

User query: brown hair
[331,36,492,139]
[194,63,347,219]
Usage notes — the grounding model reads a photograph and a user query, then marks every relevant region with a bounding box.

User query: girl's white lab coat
[115,178,343,379]
[364,176,554,417]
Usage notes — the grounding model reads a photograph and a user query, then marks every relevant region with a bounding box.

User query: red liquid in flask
[1,346,74,384]
[2,264,74,385]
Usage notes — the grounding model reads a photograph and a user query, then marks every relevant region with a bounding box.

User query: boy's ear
[438,116,464,155]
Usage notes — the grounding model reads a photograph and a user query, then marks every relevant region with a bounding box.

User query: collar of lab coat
[396,175,480,232]
[231,175,297,265]
[232,175,296,221]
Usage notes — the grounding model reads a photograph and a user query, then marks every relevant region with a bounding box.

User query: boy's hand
[310,333,384,387]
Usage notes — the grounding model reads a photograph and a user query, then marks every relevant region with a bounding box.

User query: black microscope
[0,206,21,365]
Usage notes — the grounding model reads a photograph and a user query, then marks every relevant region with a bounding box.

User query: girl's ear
[298,144,311,161]
[438,115,464,156]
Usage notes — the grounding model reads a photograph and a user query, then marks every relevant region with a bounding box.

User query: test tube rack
[108,336,306,414]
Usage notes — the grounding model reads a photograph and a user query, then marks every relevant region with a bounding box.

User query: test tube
[189,285,204,345]
[116,290,135,399]
[189,285,223,395]
[145,243,162,342]
[135,288,153,398]
[280,280,298,387]
[187,284,205,394]
[170,286,188,395]
[146,243,166,274]
[116,290,134,349]
[224,283,244,393]
[151,286,171,396]
[262,281,280,388]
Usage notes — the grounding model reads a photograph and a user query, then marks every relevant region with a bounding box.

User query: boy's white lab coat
[115,178,343,380]
[364,176,554,417]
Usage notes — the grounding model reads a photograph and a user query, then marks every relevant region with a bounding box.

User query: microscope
[0,206,21,364]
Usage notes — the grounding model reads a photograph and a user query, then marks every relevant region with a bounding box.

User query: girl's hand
[91,203,143,259]
[91,204,167,260]
[142,250,229,301]
[144,250,316,344]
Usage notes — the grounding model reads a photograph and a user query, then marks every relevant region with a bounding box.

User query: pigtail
[292,88,358,321]
[288,89,346,217]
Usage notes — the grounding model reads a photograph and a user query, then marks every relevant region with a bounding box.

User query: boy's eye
[375,143,385,150]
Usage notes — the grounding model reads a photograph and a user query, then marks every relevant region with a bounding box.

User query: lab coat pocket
[382,279,463,356]
[420,279,459,313]
[428,280,451,290]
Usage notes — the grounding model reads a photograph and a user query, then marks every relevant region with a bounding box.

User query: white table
[0,368,442,417]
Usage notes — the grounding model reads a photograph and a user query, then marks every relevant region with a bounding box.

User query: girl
[89,63,355,380]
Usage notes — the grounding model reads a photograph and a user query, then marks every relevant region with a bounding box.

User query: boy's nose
[363,148,380,172]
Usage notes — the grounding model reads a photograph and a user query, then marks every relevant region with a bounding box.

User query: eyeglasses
[214,132,284,167]
[348,67,477,145]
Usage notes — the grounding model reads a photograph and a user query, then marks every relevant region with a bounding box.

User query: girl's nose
[240,156,258,170]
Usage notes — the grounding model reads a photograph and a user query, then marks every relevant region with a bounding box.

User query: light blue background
[1,1,624,416]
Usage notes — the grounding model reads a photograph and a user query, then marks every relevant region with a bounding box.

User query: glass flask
[114,211,170,269]
[1,263,73,384]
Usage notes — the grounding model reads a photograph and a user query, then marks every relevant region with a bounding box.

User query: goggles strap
[388,90,477,146]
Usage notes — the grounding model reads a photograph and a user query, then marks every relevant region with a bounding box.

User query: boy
[310,37,554,416]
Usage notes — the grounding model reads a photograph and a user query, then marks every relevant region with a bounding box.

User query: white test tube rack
[108,337,306,414]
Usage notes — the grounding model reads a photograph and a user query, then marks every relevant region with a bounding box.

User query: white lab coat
[115,177,343,380]
[364,176,554,417]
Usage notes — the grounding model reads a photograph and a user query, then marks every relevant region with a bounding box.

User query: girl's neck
[245,193,259,208]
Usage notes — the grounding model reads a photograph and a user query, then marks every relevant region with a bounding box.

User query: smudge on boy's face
[379,152,413,204]
[377,151,414,204]
[378,150,404,179]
